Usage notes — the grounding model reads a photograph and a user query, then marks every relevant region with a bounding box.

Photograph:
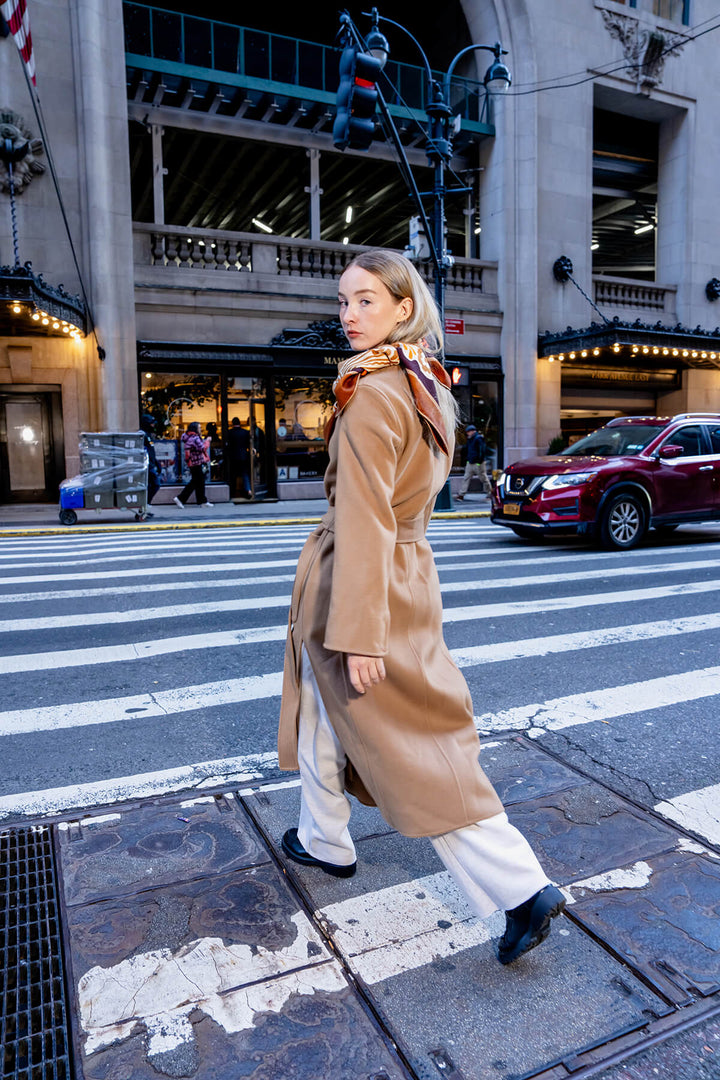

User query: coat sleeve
[323,381,403,657]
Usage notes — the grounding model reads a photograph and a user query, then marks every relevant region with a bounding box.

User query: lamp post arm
[362,12,434,89]
[443,42,498,100]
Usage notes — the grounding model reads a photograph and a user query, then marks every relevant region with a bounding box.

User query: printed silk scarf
[325,343,452,456]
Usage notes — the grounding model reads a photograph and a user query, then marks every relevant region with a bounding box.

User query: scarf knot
[326,343,451,455]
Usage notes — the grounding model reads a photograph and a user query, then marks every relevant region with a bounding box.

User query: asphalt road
[1,518,720,1079]
[1,518,719,841]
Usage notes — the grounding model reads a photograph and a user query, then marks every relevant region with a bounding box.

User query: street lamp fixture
[358,10,511,326]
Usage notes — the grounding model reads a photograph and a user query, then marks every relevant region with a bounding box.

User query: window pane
[274,377,334,482]
[140,372,221,484]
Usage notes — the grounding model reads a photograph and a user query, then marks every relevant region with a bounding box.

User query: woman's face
[338,265,413,352]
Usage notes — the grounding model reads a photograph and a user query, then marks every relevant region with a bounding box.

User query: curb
[0,510,492,538]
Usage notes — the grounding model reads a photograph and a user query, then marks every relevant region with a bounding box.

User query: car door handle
[699,465,714,471]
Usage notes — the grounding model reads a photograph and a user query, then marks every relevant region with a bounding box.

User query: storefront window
[227,377,268,497]
[469,380,500,472]
[274,376,334,482]
[140,371,221,484]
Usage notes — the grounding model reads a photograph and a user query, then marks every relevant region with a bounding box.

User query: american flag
[1,0,35,85]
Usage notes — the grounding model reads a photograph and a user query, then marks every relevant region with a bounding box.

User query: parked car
[491,413,720,550]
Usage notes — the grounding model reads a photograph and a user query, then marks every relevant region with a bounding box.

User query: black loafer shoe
[281,828,357,878]
[497,883,566,965]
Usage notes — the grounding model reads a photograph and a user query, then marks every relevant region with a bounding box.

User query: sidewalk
[5,738,719,1079]
[0,493,492,534]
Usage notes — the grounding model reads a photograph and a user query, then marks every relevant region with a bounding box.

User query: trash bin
[433,478,454,511]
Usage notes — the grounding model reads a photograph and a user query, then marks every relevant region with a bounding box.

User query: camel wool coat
[277,364,503,837]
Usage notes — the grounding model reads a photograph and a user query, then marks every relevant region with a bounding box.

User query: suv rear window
[565,424,666,457]
[708,425,720,453]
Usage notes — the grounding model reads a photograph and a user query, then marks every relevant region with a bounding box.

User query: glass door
[0,391,62,503]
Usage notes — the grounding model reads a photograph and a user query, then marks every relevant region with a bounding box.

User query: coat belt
[320,508,425,543]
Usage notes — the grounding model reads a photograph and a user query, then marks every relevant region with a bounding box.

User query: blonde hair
[344,249,458,444]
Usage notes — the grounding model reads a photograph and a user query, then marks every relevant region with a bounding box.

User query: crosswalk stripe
[654,784,720,845]
[3,609,720,677]
[442,576,720,624]
[0,752,280,821]
[0,672,284,736]
[8,554,720,605]
[475,665,720,734]
[0,625,288,674]
[4,575,720,634]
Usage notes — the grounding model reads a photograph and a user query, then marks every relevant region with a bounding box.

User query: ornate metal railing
[134,224,496,294]
[593,275,677,314]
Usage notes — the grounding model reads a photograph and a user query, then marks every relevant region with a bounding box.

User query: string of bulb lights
[545,344,720,363]
[7,301,83,339]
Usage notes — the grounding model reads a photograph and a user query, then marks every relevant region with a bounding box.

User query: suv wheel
[598,493,647,550]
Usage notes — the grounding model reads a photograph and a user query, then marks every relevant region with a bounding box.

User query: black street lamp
[358,9,511,328]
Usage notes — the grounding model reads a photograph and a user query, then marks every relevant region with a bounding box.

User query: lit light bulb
[593,348,600,356]
[41,317,49,325]
[569,352,576,359]
[32,313,40,321]
[580,350,587,357]
[52,322,60,329]
[12,304,21,314]
[63,326,69,333]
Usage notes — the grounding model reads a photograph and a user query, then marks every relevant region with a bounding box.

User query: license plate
[503,503,521,516]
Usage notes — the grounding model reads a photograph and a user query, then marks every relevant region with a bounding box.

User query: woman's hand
[347,654,386,694]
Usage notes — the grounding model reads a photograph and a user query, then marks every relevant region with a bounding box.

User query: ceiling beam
[128,102,468,171]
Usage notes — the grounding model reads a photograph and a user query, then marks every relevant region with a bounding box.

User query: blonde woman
[278,249,565,965]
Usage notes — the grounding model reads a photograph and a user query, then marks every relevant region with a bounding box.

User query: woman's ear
[398,296,413,322]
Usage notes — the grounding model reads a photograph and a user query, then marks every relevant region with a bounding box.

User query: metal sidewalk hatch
[1,826,73,1080]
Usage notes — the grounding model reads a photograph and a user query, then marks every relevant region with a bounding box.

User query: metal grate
[0,827,73,1080]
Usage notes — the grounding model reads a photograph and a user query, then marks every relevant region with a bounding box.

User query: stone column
[71,0,138,430]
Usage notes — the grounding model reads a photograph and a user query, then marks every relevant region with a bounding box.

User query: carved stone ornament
[600,10,687,94]
[271,317,350,350]
[0,110,45,193]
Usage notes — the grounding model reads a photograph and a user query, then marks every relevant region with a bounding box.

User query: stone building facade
[0,0,718,504]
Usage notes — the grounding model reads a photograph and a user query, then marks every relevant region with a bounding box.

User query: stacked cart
[58,431,149,525]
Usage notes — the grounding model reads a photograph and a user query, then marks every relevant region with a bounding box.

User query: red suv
[491,413,720,550]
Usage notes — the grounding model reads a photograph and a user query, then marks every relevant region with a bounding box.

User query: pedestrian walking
[226,416,252,500]
[173,422,213,508]
[278,248,565,965]
[139,413,160,519]
[456,423,492,500]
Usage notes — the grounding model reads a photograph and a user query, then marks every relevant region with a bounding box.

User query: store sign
[445,318,465,335]
[562,365,679,388]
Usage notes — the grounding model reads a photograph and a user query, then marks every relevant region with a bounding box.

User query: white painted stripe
[4,608,720,678]
[3,573,296,604]
[0,625,288,674]
[5,572,720,635]
[0,672,284,736]
[0,558,302,586]
[316,871,504,984]
[562,861,653,904]
[654,784,720,845]
[0,594,291,632]
[451,611,720,668]
[8,553,716,604]
[476,666,720,734]
[0,538,711,586]
[0,751,280,820]
[442,576,720,624]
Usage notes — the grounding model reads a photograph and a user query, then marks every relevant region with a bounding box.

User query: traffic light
[333,45,383,151]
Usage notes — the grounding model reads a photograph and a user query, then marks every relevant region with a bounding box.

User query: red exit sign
[444,318,465,334]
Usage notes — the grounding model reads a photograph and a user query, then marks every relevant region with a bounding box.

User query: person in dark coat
[226,417,252,499]
[140,413,160,519]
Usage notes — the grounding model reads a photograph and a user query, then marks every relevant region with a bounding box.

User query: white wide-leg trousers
[297,648,550,917]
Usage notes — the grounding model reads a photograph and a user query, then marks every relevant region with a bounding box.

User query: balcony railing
[593,275,677,315]
[123,2,489,121]
[133,224,496,295]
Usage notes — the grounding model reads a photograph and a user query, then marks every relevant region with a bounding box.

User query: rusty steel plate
[57,793,268,906]
[478,737,590,806]
[568,849,720,1004]
[506,785,679,886]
